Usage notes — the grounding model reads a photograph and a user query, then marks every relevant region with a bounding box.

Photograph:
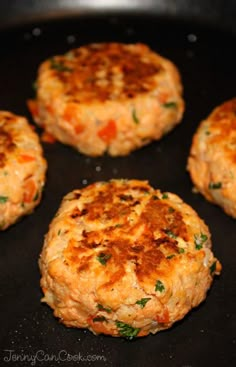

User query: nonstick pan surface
[0,13,236,367]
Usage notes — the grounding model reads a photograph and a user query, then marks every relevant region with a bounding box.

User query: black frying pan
[0,1,236,367]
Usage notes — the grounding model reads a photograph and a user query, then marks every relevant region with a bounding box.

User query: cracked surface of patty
[39,179,221,338]
[29,42,184,156]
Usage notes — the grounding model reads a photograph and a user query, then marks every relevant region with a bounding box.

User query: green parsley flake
[33,191,39,202]
[135,298,151,309]
[152,195,160,200]
[165,230,177,239]
[194,233,208,250]
[93,316,107,323]
[208,182,222,189]
[163,101,177,108]
[210,261,217,275]
[155,280,165,292]
[97,304,112,313]
[0,196,8,204]
[50,58,72,72]
[97,253,111,265]
[115,321,140,340]
[166,254,175,260]
[178,247,185,254]
[162,193,169,199]
[132,108,140,124]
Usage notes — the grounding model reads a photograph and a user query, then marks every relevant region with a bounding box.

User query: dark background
[0,1,235,367]
[0,0,235,35]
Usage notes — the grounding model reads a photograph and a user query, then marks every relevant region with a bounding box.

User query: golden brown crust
[30,43,185,156]
[39,179,221,338]
[0,125,15,167]
[50,43,164,102]
[187,98,236,218]
[0,111,47,230]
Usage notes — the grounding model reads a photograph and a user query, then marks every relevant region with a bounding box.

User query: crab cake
[0,111,47,230]
[39,179,221,338]
[29,42,184,156]
[187,98,236,218]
